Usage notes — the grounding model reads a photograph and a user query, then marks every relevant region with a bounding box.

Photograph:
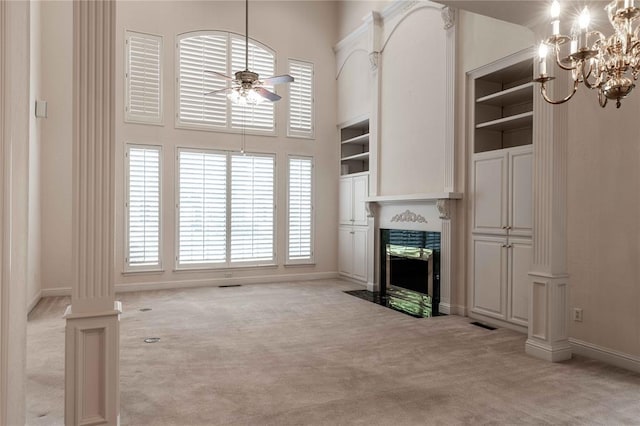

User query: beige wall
[36,1,340,291]
[336,0,391,41]
[40,0,73,291]
[567,90,640,357]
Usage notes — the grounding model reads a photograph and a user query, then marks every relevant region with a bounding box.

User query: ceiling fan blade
[205,70,234,81]
[261,74,294,85]
[204,87,232,96]
[254,87,281,102]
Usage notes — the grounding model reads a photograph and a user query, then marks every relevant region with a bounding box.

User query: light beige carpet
[27,279,640,425]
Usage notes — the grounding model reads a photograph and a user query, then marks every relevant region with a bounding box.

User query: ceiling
[433,1,611,30]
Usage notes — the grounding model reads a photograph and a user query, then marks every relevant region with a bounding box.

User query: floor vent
[219,284,242,288]
[471,321,497,330]
[144,337,161,343]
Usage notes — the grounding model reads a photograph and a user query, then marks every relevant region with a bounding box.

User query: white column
[526,29,571,361]
[64,1,121,425]
[0,1,30,424]
[437,200,453,314]
[442,7,456,193]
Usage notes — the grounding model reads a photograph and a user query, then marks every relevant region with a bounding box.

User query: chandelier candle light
[534,0,640,108]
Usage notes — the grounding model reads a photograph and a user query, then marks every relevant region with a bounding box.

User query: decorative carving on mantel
[369,51,380,71]
[391,210,427,224]
[436,199,451,220]
[441,7,455,30]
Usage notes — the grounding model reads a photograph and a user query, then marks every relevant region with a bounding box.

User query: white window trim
[124,30,163,126]
[174,30,278,137]
[174,147,277,271]
[124,143,163,273]
[287,58,314,139]
[285,155,314,265]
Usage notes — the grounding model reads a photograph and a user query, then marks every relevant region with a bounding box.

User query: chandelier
[535,0,640,108]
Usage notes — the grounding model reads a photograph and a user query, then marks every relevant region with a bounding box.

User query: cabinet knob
[501,244,507,248]
[350,231,355,234]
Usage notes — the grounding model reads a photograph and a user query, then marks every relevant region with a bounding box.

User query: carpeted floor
[27,279,640,425]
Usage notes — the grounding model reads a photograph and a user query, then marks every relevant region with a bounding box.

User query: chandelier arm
[553,43,577,71]
[540,79,579,105]
[598,89,608,108]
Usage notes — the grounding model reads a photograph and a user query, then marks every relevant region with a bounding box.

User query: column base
[526,337,572,362]
[65,301,121,426]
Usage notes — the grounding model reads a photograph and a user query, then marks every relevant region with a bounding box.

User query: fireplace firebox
[380,229,441,317]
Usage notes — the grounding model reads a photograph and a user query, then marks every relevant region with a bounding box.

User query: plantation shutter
[287,156,313,261]
[127,146,161,268]
[177,33,228,127]
[125,31,162,123]
[178,150,227,265]
[287,60,313,138]
[230,35,275,132]
[230,154,275,263]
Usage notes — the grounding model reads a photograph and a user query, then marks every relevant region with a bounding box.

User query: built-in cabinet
[338,118,370,283]
[469,50,533,331]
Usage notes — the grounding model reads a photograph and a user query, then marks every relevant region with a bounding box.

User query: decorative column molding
[526,25,571,362]
[443,8,456,193]
[65,1,120,425]
[0,1,30,425]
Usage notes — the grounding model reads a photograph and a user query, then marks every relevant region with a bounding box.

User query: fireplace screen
[380,229,440,317]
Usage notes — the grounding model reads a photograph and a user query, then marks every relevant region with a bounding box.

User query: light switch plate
[35,100,48,118]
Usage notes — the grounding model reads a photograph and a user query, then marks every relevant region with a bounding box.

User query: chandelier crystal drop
[534,0,640,108]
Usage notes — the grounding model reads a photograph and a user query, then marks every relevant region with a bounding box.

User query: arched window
[176,31,276,133]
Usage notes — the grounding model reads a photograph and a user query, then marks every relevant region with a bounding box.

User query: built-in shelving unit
[340,119,369,175]
[473,58,533,154]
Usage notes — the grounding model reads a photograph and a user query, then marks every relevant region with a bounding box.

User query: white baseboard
[27,290,42,314]
[41,287,72,297]
[440,303,466,316]
[570,338,640,374]
[41,271,340,297]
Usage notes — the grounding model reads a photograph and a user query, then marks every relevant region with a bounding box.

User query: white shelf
[476,82,533,107]
[341,152,369,162]
[476,111,533,132]
[342,133,369,145]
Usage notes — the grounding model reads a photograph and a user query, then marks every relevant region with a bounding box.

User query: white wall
[40,0,73,292]
[27,0,42,307]
[378,5,447,195]
[38,1,339,292]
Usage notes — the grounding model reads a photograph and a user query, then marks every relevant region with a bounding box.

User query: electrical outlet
[573,308,583,322]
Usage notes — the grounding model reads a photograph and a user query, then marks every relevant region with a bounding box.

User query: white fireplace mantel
[366,192,462,204]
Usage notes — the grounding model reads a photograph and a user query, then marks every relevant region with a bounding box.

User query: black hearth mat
[344,289,444,319]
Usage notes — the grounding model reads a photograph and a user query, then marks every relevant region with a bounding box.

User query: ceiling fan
[204,0,294,105]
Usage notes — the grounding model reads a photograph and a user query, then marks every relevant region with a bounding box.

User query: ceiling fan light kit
[205,0,294,105]
[535,0,640,108]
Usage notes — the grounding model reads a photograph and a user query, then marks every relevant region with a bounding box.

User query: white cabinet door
[351,227,368,281]
[472,235,507,320]
[339,177,353,226]
[509,146,533,237]
[473,152,507,235]
[338,226,353,276]
[352,175,369,226]
[507,237,532,327]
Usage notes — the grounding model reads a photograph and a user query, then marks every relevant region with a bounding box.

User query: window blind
[230,35,275,132]
[178,150,227,265]
[288,156,313,261]
[288,59,313,138]
[177,33,228,127]
[230,154,275,263]
[127,146,161,268]
[125,31,162,123]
